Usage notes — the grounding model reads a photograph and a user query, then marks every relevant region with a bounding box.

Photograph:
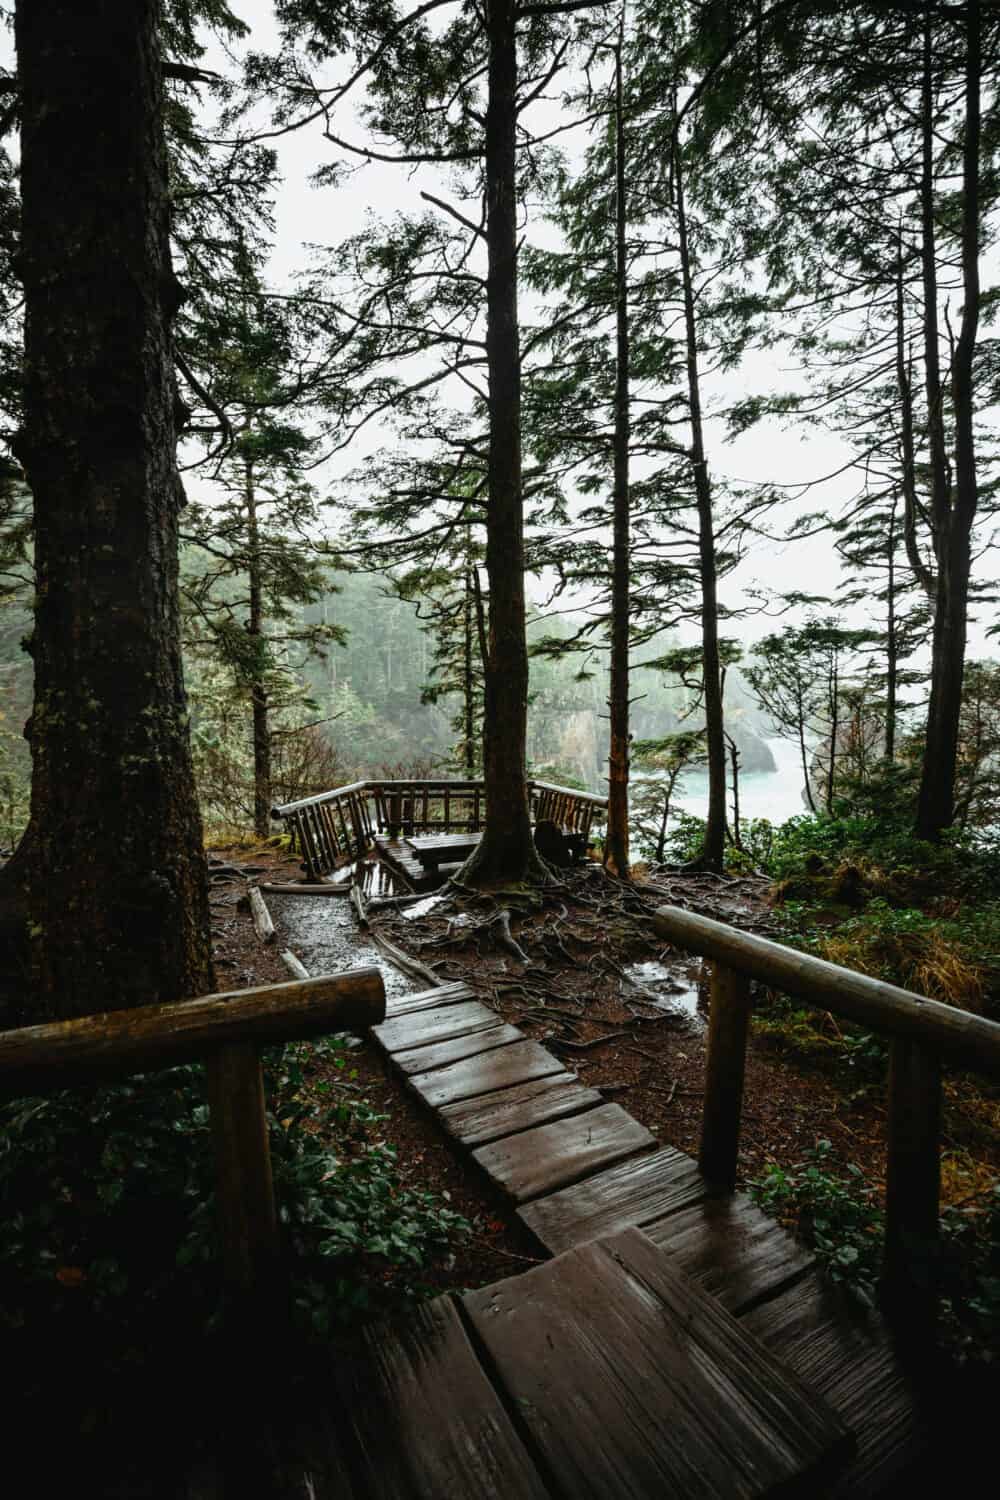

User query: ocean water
[664,737,811,827]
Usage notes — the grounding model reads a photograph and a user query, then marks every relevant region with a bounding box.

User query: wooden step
[438,1072,602,1148]
[472,1103,655,1204]
[373,999,502,1055]
[742,1273,926,1497]
[407,1038,566,1110]
[519,1144,721,1254]
[393,1022,523,1076]
[335,1292,550,1499]
[463,1226,854,1499]
[384,981,474,1019]
[646,1192,816,1315]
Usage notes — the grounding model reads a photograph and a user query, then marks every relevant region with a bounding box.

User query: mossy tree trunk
[10,0,214,1020]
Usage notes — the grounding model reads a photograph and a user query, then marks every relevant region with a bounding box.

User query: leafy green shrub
[751,1140,885,1297]
[0,1037,470,1352]
[751,1141,1000,1362]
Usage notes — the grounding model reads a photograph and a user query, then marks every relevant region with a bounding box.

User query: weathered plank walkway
[360,979,929,1498]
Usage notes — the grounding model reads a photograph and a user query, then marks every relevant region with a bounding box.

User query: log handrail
[652,903,1000,1336]
[0,969,387,1294]
[0,970,386,1098]
[652,906,1000,1074]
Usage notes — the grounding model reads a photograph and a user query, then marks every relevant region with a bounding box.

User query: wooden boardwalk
[356,979,928,1498]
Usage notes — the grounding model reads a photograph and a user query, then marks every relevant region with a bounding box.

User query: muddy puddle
[620,959,707,1028]
[268,859,420,1004]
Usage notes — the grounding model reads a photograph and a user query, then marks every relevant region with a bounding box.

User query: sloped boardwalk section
[359,978,927,1498]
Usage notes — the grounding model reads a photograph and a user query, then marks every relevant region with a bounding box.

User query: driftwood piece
[367,928,442,989]
[249,886,276,945]
[0,969,386,1098]
[350,882,369,929]
[280,950,310,981]
[259,882,352,897]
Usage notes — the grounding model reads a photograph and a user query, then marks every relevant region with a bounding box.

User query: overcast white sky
[198,2,880,646]
[4,3,993,660]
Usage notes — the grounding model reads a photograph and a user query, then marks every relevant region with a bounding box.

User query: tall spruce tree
[5,0,214,1020]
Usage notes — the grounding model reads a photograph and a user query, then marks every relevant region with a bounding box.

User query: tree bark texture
[915,3,980,840]
[14,0,214,1019]
[245,463,272,839]
[462,0,543,886]
[605,21,631,880]
[675,146,726,872]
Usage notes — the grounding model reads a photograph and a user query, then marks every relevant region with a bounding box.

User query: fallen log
[259,882,352,897]
[281,950,310,981]
[350,882,369,929]
[249,886,276,945]
[367,929,443,989]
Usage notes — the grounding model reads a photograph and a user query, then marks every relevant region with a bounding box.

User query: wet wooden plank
[645,1193,816,1315]
[373,1000,501,1056]
[741,1273,925,1499]
[408,1040,565,1110]
[393,1023,523,1076]
[472,1104,655,1204]
[438,1072,601,1148]
[383,981,474,1019]
[463,1227,853,1500]
[336,1293,552,1500]
[519,1144,720,1255]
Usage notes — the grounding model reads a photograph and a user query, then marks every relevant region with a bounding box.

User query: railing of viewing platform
[653,903,1000,1331]
[272,778,609,880]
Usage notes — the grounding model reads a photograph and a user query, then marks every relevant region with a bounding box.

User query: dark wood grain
[472,1103,654,1203]
[519,1144,720,1255]
[393,1023,523,1076]
[205,1041,277,1292]
[335,1293,551,1500]
[463,1227,853,1499]
[741,1271,926,1499]
[882,1037,941,1334]
[699,960,752,1187]
[407,1039,566,1109]
[437,1072,599,1147]
[373,999,503,1055]
[645,1192,815,1314]
[384,981,474,1019]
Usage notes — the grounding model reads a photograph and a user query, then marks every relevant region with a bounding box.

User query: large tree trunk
[11,0,214,1021]
[605,19,631,880]
[461,0,544,886]
[915,2,980,840]
[675,144,726,873]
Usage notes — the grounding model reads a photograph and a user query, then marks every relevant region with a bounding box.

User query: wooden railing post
[881,1038,941,1338]
[699,961,752,1189]
[205,1040,279,1294]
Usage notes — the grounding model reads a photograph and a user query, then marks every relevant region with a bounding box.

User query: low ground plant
[750,1141,1000,1362]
